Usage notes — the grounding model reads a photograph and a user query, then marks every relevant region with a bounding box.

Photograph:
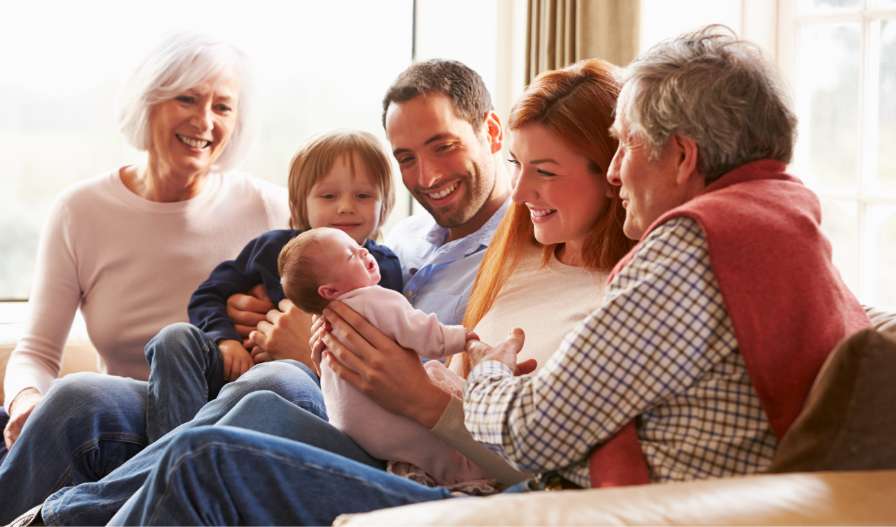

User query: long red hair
[458,59,634,374]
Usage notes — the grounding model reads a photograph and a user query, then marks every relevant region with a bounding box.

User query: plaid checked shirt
[464,217,778,487]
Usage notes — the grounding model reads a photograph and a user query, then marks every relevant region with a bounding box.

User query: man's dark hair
[382,59,494,129]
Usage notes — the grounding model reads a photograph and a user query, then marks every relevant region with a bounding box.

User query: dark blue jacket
[188,229,403,344]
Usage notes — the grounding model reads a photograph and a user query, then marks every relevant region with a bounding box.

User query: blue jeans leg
[41,359,326,526]
[0,408,9,464]
[144,322,225,443]
[109,426,452,526]
[0,374,146,523]
[217,390,384,469]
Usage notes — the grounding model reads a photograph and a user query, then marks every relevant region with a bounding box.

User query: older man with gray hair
[464,24,870,487]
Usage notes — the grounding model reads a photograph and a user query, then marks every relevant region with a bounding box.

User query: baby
[278,227,490,485]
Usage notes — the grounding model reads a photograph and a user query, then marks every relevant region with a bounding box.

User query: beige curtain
[526,0,640,83]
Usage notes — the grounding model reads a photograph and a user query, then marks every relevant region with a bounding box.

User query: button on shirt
[385,201,509,325]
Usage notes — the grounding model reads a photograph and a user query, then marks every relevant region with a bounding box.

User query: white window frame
[777,0,896,307]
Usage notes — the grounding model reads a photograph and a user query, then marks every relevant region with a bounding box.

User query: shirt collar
[423,199,510,254]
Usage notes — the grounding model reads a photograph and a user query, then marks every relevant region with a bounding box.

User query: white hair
[117,31,254,171]
[616,25,797,182]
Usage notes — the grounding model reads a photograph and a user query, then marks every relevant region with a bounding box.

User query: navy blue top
[189,229,403,344]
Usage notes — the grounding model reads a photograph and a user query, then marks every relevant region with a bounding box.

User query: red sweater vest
[588,159,870,487]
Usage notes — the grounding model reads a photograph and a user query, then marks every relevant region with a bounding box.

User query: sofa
[335,470,896,525]
[336,307,896,525]
[0,316,98,407]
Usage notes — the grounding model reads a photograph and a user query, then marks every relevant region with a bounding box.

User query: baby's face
[315,228,381,295]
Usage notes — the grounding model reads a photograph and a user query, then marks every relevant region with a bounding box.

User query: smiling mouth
[528,206,556,220]
[423,181,460,201]
[177,134,211,149]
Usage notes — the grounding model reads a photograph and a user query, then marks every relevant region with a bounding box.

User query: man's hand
[218,339,254,381]
[319,301,450,428]
[464,328,537,375]
[4,388,43,449]
[226,284,274,342]
[248,299,314,370]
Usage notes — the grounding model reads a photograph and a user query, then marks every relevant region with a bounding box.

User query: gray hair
[117,32,254,171]
[616,24,797,182]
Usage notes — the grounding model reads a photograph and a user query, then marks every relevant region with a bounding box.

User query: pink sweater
[4,169,289,409]
[323,286,487,485]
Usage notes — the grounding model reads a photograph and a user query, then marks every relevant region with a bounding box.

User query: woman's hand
[309,314,327,371]
[226,284,274,344]
[465,328,537,375]
[4,388,43,448]
[248,299,314,370]
[319,301,450,428]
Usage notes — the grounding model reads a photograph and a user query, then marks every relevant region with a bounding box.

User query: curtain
[526,0,640,83]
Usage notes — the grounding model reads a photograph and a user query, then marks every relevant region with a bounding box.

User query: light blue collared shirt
[385,201,509,325]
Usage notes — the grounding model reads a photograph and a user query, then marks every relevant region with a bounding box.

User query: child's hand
[218,339,254,381]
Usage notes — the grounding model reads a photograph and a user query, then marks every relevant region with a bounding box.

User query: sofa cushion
[770,327,896,472]
[334,470,896,526]
[866,305,896,338]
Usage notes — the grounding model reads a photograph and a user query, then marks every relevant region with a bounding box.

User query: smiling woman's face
[508,123,612,258]
[147,73,239,178]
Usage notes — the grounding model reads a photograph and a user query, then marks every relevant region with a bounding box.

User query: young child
[145,130,403,442]
[278,227,491,486]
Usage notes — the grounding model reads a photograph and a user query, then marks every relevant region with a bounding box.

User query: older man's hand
[464,328,536,375]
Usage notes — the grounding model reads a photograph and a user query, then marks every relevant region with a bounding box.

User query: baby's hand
[218,339,254,381]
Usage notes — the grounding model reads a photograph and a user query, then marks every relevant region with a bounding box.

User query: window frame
[777,0,896,307]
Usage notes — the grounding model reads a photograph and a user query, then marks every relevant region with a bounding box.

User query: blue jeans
[109,425,454,526]
[0,408,9,464]
[0,326,324,523]
[42,391,382,525]
[144,322,227,443]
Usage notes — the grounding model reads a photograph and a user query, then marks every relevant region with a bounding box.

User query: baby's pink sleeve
[349,287,467,358]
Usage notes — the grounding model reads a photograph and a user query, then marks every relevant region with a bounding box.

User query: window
[640,0,896,309]
[0,0,414,300]
[780,0,896,308]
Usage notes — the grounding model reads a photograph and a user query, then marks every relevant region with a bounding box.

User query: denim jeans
[0,325,325,524]
[144,322,227,443]
[0,374,147,524]
[41,391,380,525]
[109,425,454,526]
[0,408,9,464]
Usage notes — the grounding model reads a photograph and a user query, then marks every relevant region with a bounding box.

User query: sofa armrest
[335,470,896,526]
[0,337,99,406]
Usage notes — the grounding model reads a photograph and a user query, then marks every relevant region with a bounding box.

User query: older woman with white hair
[0,32,320,521]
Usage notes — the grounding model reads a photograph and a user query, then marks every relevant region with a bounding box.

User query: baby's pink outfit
[323,285,490,485]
